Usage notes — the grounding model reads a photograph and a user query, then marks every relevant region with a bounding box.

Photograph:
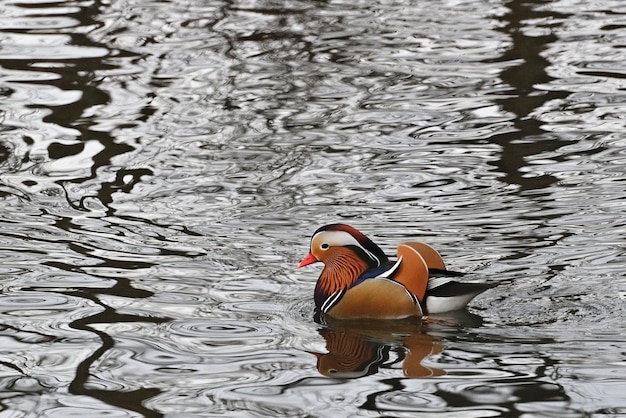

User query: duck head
[298,224,390,307]
[298,224,389,269]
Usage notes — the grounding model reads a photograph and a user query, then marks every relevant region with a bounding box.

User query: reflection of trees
[489,1,572,189]
[0,0,189,415]
[67,285,168,418]
[433,337,572,417]
[27,277,170,418]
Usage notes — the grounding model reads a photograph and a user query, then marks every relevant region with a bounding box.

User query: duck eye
[320,243,330,250]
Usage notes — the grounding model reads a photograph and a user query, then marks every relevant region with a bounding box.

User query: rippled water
[1,0,625,416]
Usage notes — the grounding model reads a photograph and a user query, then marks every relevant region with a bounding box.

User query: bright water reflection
[0,0,626,416]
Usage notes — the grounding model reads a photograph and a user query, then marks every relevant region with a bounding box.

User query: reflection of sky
[0,0,625,416]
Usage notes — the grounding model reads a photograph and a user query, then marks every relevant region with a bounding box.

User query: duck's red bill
[297,252,318,268]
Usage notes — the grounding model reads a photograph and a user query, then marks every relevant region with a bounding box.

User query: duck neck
[314,248,369,308]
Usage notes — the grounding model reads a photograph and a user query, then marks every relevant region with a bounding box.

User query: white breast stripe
[321,290,345,313]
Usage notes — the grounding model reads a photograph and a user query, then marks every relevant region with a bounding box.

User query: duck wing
[392,241,450,302]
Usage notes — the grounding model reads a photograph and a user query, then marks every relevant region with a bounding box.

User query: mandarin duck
[298,224,493,320]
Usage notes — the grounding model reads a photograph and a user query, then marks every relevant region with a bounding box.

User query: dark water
[1,0,625,416]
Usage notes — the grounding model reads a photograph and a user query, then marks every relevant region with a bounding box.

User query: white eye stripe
[313,231,381,266]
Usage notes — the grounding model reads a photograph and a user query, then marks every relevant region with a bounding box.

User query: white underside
[425,293,480,314]
[425,277,487,314]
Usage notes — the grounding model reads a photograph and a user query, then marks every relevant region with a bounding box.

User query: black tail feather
[429,268,465,277]
[428,281,497,298]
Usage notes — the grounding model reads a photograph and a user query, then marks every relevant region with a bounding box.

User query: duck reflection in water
[310,314,449,378]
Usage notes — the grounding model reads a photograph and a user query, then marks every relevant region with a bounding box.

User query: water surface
[0,0,625,416]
